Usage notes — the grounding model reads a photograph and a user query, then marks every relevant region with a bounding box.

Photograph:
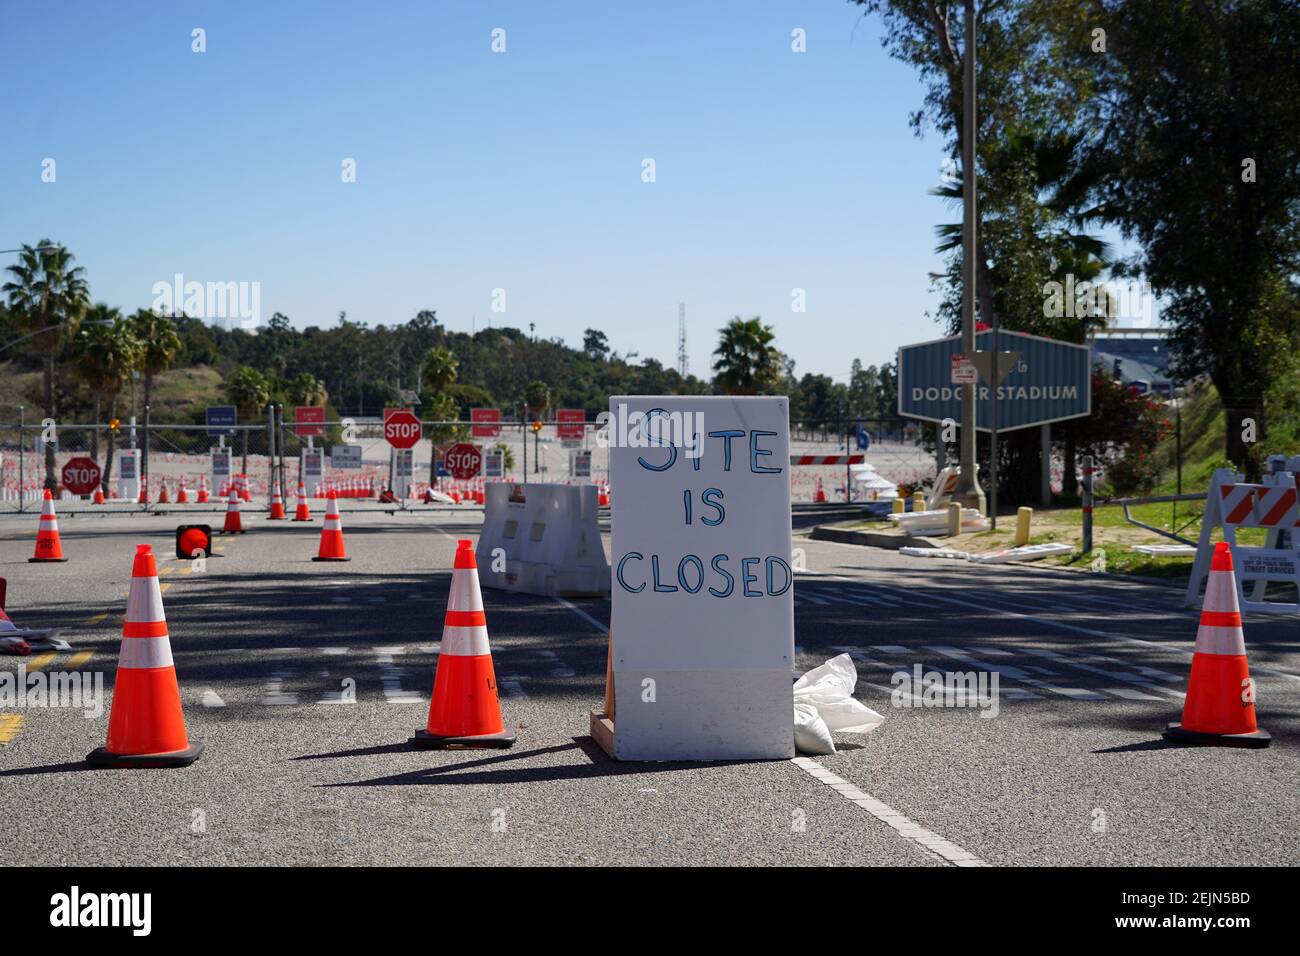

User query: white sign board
[301,448,324,485]
[210,448,231,479]
[483,449,504,479]
[391,447,414,498]
[608,395,794,760]
[331,444,362,469]
[117,448,140,500]
[571,449,592,479]
[950,353,978,385]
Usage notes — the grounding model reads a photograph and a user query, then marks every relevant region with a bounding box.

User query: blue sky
[5,1,1008,381]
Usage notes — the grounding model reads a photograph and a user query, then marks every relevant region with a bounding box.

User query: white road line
[1018,678,1107,701]
[553,596,606,634]
[791,757,988,867]
[870,645,911,655]
[200,689,225,708]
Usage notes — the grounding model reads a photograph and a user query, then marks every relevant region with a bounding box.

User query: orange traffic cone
[1164,542,1271,748]
[410,540,515,749]
[87,544,203,768]
[176,476,189,504]
[268,482,286,520]
[222,486,245,534]
[197,475,209,504]
[138,478,150,505]
[29,490,68,563]
[158,480,170,504]
[293,479,312,521]
[239,474,251,502]
[92,487,105,505]
[312,492,349,561]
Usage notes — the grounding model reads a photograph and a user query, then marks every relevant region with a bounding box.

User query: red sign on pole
[384,409,422,449]
[295,405,325,437]
[445,442,483,480]
[471,407,501,438]
[61,457,101,495]
[556,408,585,441]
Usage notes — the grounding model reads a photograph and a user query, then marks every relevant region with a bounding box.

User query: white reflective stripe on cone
[41,501,56,517]
[441,624,491,657]
[126,578,167,626]
[448,567,484,613]
[1204,569,1241,613]
[1194,623,1247,657]
[119,636,175,669]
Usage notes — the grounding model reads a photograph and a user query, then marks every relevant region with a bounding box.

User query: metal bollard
[892,497,905,515]
[1081,455,1094,553]
[912,490,926,514]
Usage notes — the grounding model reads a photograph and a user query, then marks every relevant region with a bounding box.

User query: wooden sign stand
[589,626,617,758]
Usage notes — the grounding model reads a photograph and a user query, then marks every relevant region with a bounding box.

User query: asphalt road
[0,505,1295,866]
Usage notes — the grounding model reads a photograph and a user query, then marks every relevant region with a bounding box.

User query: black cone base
[408,728,515,750]
[29,557,68,563]
[87,741,205,768]
[1163,722,1271,749]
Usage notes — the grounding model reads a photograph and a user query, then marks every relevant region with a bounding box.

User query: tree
[582,328,610,359]
[74,308,140,491]
[524,380,551,418]
[712,317,782,395]
[2,240,90,488]
[226,365,271,472]
[421,346,459,396]
[287,371,328,407]
[1092,0,1300,475]
[130,309,182,412]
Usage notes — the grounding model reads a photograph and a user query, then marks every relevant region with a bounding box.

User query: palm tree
[422,346,458,395]
[129,308,182,411]
[226,365,271,473]
[288,371,328,407]
[524,380,551,418]
[712,317,782,395]
[2,240,91,488]
[76,308,140,492]
[930,131,1111,331]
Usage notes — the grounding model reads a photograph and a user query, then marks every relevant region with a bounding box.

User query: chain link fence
[1,409,935,512]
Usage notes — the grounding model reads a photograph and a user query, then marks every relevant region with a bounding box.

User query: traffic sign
[899,329,1091,432]
[206,405,237,437]
[295,406,325,437]
[557,408,585,441]
[471,408,501,438]
[483,449,504,478]
[384,409,422,449]
[445,442,482,479]
[61,457,101,495]
[211,448,231,479]
[950,353,978,385]
[331,445,362,469]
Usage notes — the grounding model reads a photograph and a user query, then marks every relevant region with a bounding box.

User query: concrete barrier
[476,482,610,597]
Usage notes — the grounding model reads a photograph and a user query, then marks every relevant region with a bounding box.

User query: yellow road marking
[66,650,94,668]
[86,612,109,625]
[26,651,57,671]
[160,582,173,593]
[180,566,194,575]
[0,714,23,745]
[159,565,175,576]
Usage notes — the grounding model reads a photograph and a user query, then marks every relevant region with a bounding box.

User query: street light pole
[954,0,987,513]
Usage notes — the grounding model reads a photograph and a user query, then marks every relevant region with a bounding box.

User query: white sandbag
[793,653,885,755]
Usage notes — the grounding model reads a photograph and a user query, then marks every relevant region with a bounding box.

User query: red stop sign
[445,442,482,479]
[384,409,422,449]
[62,456,101,495]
